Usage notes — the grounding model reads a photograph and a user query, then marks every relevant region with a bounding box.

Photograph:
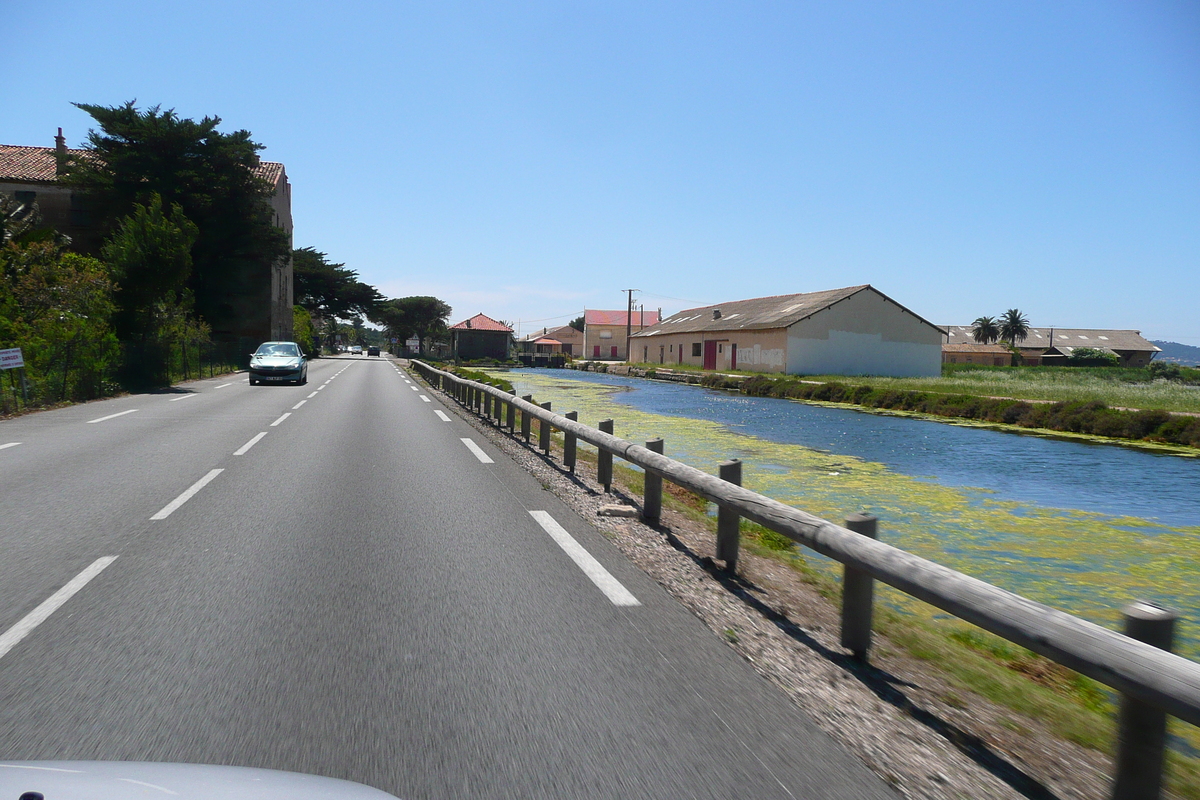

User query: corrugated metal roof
[943,343,1010,354]
[450,313,512,332]
[943,326,1161,352]
[584,309,661,327]
[631,285,939,338]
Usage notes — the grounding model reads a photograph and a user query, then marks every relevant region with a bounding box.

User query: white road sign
[0,348,24,370]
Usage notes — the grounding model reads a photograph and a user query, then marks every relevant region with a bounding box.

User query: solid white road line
[167,394,194,402]
[307,391,317,398]
[214,383,233,389]
[435,411,451,422]
[151,469,223,520]
[270,413,291,426]
[234,432,268,455]
[420,395,431,403]
[529,511,640,606]
[460,438,494,464]
[0,442,20,450]
[0,557,118,662]
[87,409,138,424]
[292,400,307,409]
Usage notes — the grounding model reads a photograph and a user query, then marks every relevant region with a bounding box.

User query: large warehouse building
[629,285,944,377]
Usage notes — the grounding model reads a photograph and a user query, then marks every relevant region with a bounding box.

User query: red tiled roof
[0,143,284,186]
[534,338,562,345]
[0,144,85,182]
[450,313,512,332]
[584,309,661,327]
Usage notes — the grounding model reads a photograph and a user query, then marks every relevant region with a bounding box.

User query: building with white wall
[630,285,944,377]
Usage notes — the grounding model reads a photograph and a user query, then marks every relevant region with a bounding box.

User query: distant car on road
[248,341,308,385]
[367,346,380,356]
[349,345,363,355]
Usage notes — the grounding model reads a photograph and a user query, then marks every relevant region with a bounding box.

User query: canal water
[502,368,1200,658]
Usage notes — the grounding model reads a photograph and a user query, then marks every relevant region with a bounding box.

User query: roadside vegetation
[2,101,453,415]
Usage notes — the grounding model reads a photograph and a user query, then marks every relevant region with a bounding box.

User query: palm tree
[971,316,1000,344]
[999,309,1031,348]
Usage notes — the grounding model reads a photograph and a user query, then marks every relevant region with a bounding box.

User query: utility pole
[624,289,638,362]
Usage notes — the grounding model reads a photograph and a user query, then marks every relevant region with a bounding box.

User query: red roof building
[449,314,513,361]
[583,308,661,361]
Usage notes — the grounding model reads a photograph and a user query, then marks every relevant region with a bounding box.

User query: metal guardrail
[411,359,1198,799]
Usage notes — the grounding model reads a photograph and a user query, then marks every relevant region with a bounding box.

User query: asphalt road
[0,355,896,799]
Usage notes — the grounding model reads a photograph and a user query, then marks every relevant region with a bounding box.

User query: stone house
[449,313,513,361]
[0,129,294,344]
[584,309,661,361]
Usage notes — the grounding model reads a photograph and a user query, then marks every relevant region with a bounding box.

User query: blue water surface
[523,369,1200,527]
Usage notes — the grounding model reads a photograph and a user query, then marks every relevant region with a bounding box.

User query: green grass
[806,367,1200,414]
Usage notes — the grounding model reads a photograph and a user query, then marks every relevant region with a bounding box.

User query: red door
[610,346,618,359]
[593,345,600,358]
[702,340,718,370]
[730,343,737,370]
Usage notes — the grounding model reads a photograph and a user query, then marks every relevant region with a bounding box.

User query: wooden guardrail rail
[410,359,1198,799]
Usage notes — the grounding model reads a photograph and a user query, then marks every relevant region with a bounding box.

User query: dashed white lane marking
[316,385,325,391]
[167,394,194,402]
[87,409,138,424]
[151,469,223,520]
[234,432,268,455]
[420,395,431,403]
[0,442,20,450]
[0,557,118,662]
[292,400,307,409]
[307,391,317,398]
[529,511,640,606]
[460,438,494,464]
[270,413,291,426]
[435,411,451,422]
[214,383,233,389]
[410,386,419,391]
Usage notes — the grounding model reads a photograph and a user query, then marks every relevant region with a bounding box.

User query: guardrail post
[521,395,533,442]
[598,419,614,492]
[1112,601,1177,800]
[507,390,516,432]
[643,439,663,524]
[539,402,552,454]
[840,513,878,661]
[564,412,578,473]
[716,459,742,571]
[483,390,492,420]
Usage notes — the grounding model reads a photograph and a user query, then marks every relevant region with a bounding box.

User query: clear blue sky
[8,1,1199,344]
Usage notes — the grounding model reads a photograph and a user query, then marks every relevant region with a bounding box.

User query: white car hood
[252,356,301,365]
[0,761,400,799]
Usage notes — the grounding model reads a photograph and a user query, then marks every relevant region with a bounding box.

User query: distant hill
[1152,340,1200,366]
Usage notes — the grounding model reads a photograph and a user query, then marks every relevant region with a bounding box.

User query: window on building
[718,344,723,354]
[14,191,36,208]
[691,342,701,357]
[70,193,91,226]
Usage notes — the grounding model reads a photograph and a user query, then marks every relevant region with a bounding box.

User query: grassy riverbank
[627,362,1200,414]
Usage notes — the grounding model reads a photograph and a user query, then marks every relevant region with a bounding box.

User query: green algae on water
[499,370,1200,661]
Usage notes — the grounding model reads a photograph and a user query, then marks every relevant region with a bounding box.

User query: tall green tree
[64,102,289,336]
[371,296,451,356]
[292,246,381,319]
[101,194,198,341]
[971,316,1000,344]
[568,315,585,332]
[999,308,1031,348]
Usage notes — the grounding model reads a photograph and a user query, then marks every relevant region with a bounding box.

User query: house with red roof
[583,308,660,361]
[1,129,294,345]
[449,313,514,361]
